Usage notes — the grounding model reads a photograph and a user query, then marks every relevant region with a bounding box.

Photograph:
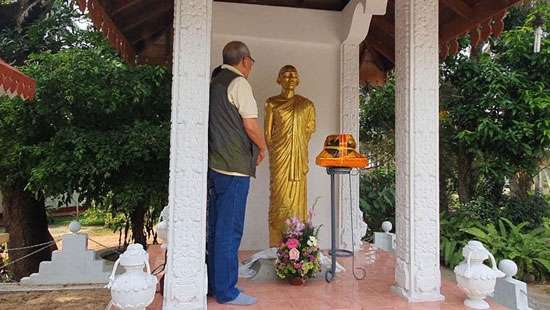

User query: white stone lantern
[107,244,157,310]
[454,240,505,309]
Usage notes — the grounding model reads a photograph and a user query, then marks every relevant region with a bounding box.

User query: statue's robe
[265,95,315,247]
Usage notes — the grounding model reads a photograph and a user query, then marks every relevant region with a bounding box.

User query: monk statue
[265,65,316,247]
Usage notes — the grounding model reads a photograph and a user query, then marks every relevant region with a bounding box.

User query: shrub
[454,193,550,229]
[500,193,549,228]
[79,206,126,231]
[454,197,497,224]
[440,214,481,268]
[360,166,395,237]
[463,218,550,282]
[79,207,106,226]
[104,212,126,231]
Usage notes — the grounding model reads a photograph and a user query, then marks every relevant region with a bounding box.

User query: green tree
[0,1,170,279]
[359,78,395,167]
[21,46,172,247]
[0,0,81,280]
[0,0,84,65]
[441,2,550,202]
[360,2,549,214]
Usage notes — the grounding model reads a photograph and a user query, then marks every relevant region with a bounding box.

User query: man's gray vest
[209,68,259,177]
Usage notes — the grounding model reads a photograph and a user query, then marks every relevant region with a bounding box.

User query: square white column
[163,0,212,309]
[393,0,444,302]
[338,42,367,251]
[338,0,387,252]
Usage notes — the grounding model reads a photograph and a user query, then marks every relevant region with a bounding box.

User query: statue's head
[223,41,255,78]
[277,65,300,91]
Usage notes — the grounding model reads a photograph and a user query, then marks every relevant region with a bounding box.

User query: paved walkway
[147,245,505,310]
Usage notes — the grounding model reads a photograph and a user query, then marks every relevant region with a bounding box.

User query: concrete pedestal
[20,233,112,285]
[494,277,531,310]
[374,232,395,253]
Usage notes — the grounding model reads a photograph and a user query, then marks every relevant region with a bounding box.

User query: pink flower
[289,248,300,261]
[286,238,299,249]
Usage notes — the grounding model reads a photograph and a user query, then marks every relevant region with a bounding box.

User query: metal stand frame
[325,167,352,282]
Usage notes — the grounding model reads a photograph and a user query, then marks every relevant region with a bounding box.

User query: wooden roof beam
[215,0,346,11]
[121,4,173,33]
[366,31,394,64]
[111,0,145,18]
[130,23,171,45]
[441,0,472,19]
[440,0,519,42]
[372,15,394,37]
[361,46,387,70]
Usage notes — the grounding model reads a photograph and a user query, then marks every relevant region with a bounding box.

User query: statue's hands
[257,148,266,166]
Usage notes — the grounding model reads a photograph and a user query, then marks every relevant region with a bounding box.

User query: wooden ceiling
[215,0,352,11]
[81,0,521,82]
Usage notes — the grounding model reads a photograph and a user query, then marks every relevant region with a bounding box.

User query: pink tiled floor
[146,245,504,310]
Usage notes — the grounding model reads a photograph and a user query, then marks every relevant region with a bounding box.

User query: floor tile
[146,246,506,310]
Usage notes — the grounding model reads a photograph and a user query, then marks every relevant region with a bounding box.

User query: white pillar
[338,42,367,251]
[338,0,387,252]
[163,0,212,309]
[393,0,444,302]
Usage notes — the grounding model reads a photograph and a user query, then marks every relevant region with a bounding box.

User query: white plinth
[20,233,112,285]
[374,232,395,253]
[494,277,531,310]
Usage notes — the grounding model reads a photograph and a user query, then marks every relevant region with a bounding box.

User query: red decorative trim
[479,19,492,43]
[77,0,86,12]
[449,38,460,56]
[470,26,481,48]
[440,42,450,59]
[0,59,36,100]
[439,8,514,59]
[78,0,136,64]
[492,10,507,38]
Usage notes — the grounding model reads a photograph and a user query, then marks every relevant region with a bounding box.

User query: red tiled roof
[0,59,36,100]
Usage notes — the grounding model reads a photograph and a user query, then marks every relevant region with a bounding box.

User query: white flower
[307,236,318,247]
[289,248,300,261]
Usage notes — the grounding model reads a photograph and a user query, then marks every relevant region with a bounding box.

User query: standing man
[207,41,266,305]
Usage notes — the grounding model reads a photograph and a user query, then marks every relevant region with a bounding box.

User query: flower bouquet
[275,214,321,285]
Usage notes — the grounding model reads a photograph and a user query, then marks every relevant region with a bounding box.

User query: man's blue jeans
[207,170,250,303]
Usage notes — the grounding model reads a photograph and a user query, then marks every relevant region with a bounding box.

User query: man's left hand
[256,148,265,166]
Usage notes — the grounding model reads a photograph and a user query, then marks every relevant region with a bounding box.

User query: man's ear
[237,58,246,68]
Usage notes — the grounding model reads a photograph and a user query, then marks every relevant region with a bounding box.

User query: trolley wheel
[325,270,335,283]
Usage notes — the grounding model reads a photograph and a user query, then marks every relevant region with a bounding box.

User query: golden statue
[265,65,316,247]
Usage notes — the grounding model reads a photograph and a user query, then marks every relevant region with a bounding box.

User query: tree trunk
[510,170,533,198]
[0,0,53,29]
[457,144,475,204]
[131,205,147,248]
[2,186,56,280]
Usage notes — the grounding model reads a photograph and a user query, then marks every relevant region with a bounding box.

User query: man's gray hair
[223,41,251,66]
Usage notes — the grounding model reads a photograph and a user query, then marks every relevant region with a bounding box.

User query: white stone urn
[454,240,505,309]
[107,244,157,310]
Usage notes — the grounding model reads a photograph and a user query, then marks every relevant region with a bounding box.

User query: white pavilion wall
[212,2,343,250]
